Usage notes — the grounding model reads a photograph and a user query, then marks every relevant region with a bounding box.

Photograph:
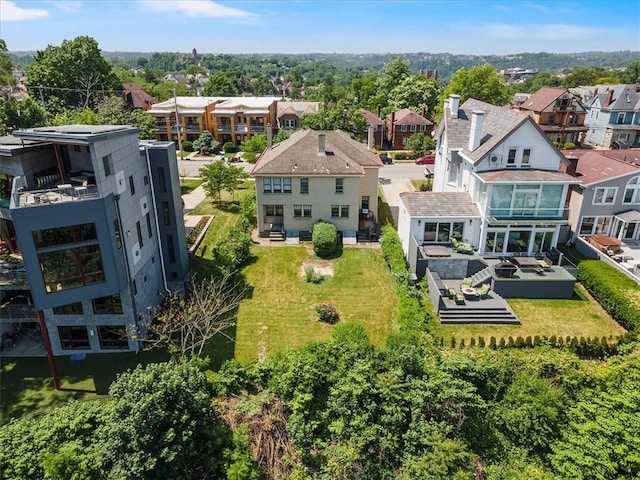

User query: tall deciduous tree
[0,39,14,88]
[26,36,120,113]
[137,273,247,357]
[376,57,411,109]
[200,161,249,205]
[104,360,228,479]
[0,97,47,135]
[441,64,512,111]
[388,75,440,118]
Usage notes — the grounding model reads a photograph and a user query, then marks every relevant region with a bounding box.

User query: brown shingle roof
[361,109,383,125]
[567,150,640,185]
[388,108,434,125]
[518,87,567,112]
[122,83,156,110]
[400,192,481,217]
[251,129,382,176]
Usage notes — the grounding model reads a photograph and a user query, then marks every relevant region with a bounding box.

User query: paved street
[177,156,427,209]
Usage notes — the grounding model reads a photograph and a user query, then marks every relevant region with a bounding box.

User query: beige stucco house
[251,129,382,244]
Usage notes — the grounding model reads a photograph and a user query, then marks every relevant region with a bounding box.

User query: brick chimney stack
[605,90,614,107]
[565,153,579,176]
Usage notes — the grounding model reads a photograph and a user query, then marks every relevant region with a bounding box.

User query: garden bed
[186,215,214,254]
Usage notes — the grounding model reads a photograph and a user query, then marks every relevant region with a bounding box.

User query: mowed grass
[188,181,254,256]
[429,284,626,343]
[231,245,397,364]
[0,349,169,424]
[179,178,202,195]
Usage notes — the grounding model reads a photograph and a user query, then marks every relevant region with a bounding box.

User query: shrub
[312,221,338,258]
[316,303,339,324]
[223,141,237,154]
[564,142,576,149]
[578,259,640,332]
[304,264,324,284]
[392,152,404,160]
[181,140,193,152]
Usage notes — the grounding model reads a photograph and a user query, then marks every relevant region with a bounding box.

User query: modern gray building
[1,125,188,356]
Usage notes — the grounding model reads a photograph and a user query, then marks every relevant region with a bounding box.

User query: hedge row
[578,259,640,332]
[380,225,429,333]
[434,333,638,360]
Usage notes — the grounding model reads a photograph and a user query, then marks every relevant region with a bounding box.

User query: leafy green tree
[204,68,243,96]
[241,133,267,155]
[406,132,436,157]
[150,81,191,102]
[351,75,382,112]
[441,64,512,111]
[200,161,249,205]
[376,57,411,108]
[519,71,563,93]
[26,36,120,113]
[550,352,640,480]
[0,400,110,480]
[103,360,229,479]
[388,75,440,119]
[620,61,640,84]
[0,97,47,135]
[561,67,601,89]
[302,102,366,133]
[0,39,14,88]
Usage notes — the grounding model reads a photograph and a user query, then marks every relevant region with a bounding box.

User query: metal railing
[487,206,570,220]
[14,185,99,208]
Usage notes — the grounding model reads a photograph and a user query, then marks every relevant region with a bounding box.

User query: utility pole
[173,89,184,161]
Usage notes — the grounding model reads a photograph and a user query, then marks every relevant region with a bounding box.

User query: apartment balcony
[553,104,576,113]
[0,255,29,290]
[217,125,232,133]
[487,206,570,223]
[11,184,99,209]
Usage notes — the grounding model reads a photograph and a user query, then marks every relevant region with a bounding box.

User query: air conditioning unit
[490,155,500,163]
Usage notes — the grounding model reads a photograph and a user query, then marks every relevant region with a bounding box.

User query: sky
[1,0,639,55]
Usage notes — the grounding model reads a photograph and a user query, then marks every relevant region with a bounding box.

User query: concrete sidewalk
[182,184,207,213]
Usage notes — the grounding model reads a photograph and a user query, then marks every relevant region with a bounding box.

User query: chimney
[468,110,485,151]
[367,125,374,150]
[318,133,326,155]
[377,105,382,119]
[266,123,273,149]
[450,94,461,118]
[605,90,614,107]
[566,153,579,176]
[421,106,426,117]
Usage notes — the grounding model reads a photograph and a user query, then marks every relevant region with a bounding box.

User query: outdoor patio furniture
[455,293,465,304]
[476,283,491,298]
[462,287,478,300]
[450,237,474,254]
[460,277,472,290]
[494,262,517,278]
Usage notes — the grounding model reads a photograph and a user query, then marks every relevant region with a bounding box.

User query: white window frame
[263,177,271,192]
[335,178,344,194]
[410,124,417,132]
[401,125,407,132]
[522,148,531,165]
[593,187,617,205]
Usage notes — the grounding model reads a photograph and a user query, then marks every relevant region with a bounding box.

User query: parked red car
[415,155,435,165]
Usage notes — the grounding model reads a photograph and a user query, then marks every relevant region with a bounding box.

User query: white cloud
[140,0,253,18]
[0,0,49,21]
[44,1,84,12]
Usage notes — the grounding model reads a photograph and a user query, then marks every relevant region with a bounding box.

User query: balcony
[12,184,99,208]
[553,104,576,113]
[487,206,570,222]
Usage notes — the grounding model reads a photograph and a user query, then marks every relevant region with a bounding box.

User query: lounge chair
[455,293,465,304]
[460,277,473,290]
[476,283,490,299]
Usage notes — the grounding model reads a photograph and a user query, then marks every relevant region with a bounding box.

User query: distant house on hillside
[121,83,156,111]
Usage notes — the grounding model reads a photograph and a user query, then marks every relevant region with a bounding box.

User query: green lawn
[0,349,168,424]
[429,284,626,343]
[179,178,202,195]
[220,246,397,365]
[188,181,254,256]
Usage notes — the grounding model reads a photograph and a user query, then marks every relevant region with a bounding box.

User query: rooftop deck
[12,184,99,208]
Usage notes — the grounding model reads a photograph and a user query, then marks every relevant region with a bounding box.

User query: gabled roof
[387,108,434,126]
[587,84,640,112]
[277,101,320,117]
[567,150,640,186]
[121,83,156,110]
[361,109,383,125]
[251,129,382,176]
[444,98,528,160]
[400,192,480,218]
[518,87,568,112]
[444,98,566,166]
